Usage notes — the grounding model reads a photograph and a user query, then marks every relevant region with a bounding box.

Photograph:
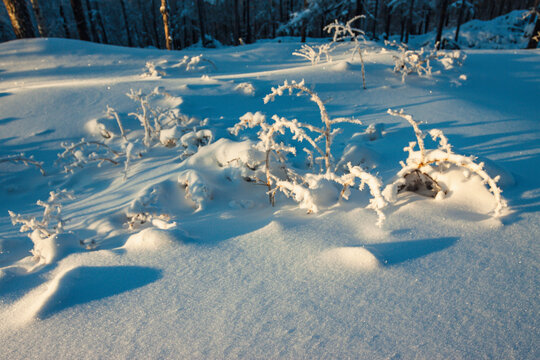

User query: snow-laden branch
[385,109,507,217]
[0,153,46,175]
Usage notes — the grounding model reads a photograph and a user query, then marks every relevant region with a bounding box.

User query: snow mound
[123,228,177,251]
[321,247,380,271]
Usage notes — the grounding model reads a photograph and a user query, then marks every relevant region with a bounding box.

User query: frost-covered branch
[106,106,127,140]
[0,154,46,175]
[173,54,217,72]
[56,138,123,173]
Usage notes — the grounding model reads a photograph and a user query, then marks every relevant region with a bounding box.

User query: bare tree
[29,0,48,37]
[233,0,240,44]
[119,0,133,46]
[435,0,449,49]
[70,0,91,40]
[2,0,36,38]
[300,0,307,42]
[160,0,172,49]
[527,0,540,49]
[196,0,207,46]
[405,0,415,43]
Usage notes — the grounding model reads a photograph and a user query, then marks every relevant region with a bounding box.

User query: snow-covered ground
[0,26,539,359]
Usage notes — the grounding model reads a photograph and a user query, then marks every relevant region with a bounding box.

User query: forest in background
[1,0,539,50]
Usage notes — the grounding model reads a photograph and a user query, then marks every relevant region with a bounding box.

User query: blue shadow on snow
[36,265,162,319]
[363,237,459,266]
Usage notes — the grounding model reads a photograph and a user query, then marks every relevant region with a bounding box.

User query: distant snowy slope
[409,10,534,49]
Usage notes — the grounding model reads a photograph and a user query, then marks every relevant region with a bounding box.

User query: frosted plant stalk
[0,154,45,175]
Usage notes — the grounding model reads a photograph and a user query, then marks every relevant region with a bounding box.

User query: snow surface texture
[0,17,539,360]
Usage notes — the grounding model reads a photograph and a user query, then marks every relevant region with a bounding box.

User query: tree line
[1,0,539,49]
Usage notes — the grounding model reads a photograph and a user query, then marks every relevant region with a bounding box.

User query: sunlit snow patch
[123,228,177,251]
[321,247,380,271]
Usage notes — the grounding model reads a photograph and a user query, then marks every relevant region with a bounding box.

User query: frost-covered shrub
[230,81,386,223]
[8,189,79,264]
[141,61,167,78]
[66,87,209,180]
[230,111,313,206]
[56,138,124,174]
[324,15,367,89]
[384,109,506,217]
[177,170,212,211]
[126,87,203,149]
[385,41,435,82]
[173,54,217,72]
[234,82,255,96]
[293,43,334,65]
[0,153,45,175]
[126,185,177,230]
[264,80,362,172]
[385,41,466,82]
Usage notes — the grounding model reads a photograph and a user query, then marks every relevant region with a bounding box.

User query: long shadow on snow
[36,265,162,319]
[0,265,51,302]
[362,237,459,266]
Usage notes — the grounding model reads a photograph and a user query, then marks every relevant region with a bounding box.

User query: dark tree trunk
[384,2,392,40]
[233,0,240,44]
[93,0,108,44]
[424,8,431,33]
[151,0,161,47]
[84,0,98,42]
[300,0,307,42]
[400,16,405,42]
[119,0,133,47]
[246,0,252,43]
[160,0,172,50]
[435,0,449,49]
[197,0,207,46]
[527,16,540,48]
[356,0,364,16]
[405,0,415,43]
[371,0,379,38]
[70,0,91,41]
[59,5,71,38]
[29,0,47,37]
[2,0,36,38]
[454,0,466,42]
[384,10,391,40]
[137,0,154,47]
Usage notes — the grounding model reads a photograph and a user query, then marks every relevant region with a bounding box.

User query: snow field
[0,28,538,359]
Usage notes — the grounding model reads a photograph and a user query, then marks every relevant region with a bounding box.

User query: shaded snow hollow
[0,32,538,360]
